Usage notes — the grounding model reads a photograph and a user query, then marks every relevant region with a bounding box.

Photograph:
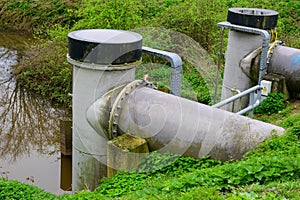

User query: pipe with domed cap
[67,29,142,192]
[218,8,278,112]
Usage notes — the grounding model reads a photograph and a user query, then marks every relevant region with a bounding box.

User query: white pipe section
[67,29,143,192]
[88,86,285,162]
[70,57,136,192]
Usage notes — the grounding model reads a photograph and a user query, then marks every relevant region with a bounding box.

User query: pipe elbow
[86,95,110,139]
[86,84,126,139]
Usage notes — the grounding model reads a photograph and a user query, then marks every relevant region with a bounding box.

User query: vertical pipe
[214,27,225,104]
[248,92,255,118]
[220,30,262,112]
[70,67,136,192]
[67,29,142,192]
[218,21,270,112]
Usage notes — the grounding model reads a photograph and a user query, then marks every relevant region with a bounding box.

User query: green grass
[0,179,56,200]
[1,100,299,199]
[225,180,300,199]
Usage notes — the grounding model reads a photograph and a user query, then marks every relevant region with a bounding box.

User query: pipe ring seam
[67,55,142,71]
[108,79,157,139]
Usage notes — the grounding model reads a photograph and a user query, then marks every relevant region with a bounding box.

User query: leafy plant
[94,152,222,197]
[254,93,286,115]
[72,0,142,30]
[137,151,222,174]
[0,179,56,200]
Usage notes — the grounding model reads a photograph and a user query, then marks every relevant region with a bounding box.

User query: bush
[72,0,143,30]
[254,93,286,114]
[0,0,81,32]
[10,0,300,108]
[0,179,56,200]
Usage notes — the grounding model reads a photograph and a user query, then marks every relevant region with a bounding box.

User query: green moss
[111,134,148,152]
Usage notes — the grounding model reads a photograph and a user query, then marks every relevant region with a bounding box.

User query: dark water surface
[0,31,71,194]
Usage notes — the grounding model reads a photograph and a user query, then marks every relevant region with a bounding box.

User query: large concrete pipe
[67,29,142,192]
[269,45,300,93]
[220,8,278,112]
[87,83,285,162]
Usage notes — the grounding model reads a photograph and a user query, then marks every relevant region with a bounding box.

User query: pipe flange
[108,79,156,139]
[267,40,284,67]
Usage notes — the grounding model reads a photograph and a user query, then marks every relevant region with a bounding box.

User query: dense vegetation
[0,0,299,199]
[1,100,300,199]
[1,0,299,107]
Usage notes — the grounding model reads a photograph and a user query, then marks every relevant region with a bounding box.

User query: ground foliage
[254,93,286,115]
[0,179,56,200]
[0,113,299,199]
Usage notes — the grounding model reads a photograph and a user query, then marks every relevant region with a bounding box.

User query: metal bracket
[142,46,182,96]
[218,21,270,85]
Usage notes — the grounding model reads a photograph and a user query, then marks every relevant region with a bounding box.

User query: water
[0,31,71,194]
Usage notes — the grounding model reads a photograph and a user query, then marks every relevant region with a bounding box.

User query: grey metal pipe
[142,46,182,96]
[88,85,284,162]
[212,85,262,109]
[269,45,300,92]
[118,87,284,161]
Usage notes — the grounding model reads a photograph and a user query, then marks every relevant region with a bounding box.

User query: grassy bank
[1,100,300,199]
[0,0,299,106]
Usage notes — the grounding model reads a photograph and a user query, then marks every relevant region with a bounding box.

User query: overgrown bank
[1,0,299,106]
[1,100,300,199]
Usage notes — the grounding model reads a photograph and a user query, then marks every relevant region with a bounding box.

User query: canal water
[0,31,71,194]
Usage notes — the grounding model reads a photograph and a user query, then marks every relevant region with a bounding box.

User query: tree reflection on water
[0,46,66,163]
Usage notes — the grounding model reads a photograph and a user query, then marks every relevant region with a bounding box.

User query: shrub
[0,179,56,200]
[72,0,143,30]
[254,93,286,114]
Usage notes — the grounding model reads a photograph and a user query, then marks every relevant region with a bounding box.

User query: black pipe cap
[68,29,142,65]
[227,8,278,30]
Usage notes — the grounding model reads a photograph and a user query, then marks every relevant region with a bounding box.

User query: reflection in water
[0,37,71,193]
[0,77,61,162]
[0,46,64,161]
[60,154,72,191]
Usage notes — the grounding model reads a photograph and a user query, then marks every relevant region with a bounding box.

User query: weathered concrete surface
[117,87,285,161]
[107,134,149,177]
